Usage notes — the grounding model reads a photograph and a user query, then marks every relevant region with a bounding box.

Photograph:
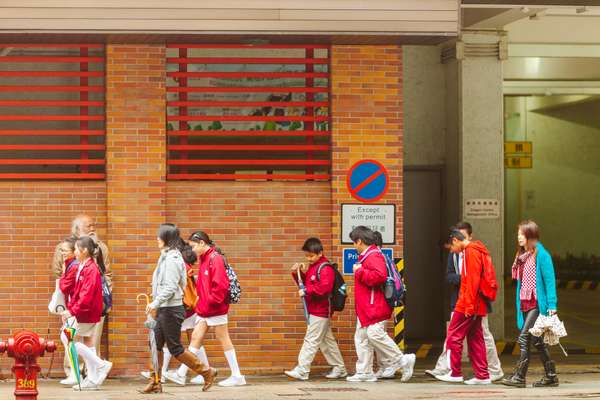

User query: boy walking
[285,238,347,380]
[435,229,492,385]
[427,223,503,381]
[348,226,416,382]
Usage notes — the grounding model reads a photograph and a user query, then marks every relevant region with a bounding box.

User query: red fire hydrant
[0,331,56,400]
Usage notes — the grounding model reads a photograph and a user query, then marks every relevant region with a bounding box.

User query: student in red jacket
[178,231,246,388]
[57,237,80,386]
[435,229,491,385]
[284,238,347,381]
[347,226,416,383]
[59,236,112,391]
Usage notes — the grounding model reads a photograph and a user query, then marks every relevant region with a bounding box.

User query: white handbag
[48,279,66,314]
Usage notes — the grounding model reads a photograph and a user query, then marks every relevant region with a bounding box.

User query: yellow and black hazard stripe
[393,258,405,351]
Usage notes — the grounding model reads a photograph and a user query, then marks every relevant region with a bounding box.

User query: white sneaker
[400,354,416,382]
[464,377,492,385]
[425,369,444,378]
[284,368,308,381]
[325,367,348,379]
[381,365,399,379]
[189,374,205,385]
[218,375,247,387]
[435,372,464,383]
[374,368,384,379]
[73,378,99,391]
[140,370,166,384]
[94,360,113,386]
[490,372,504,382]
[163,369,186,386]
[60,375,78,386]
[346,373,377,382]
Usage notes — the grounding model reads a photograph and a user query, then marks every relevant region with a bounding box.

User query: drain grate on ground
[300,387,368,392]
[565,394,600,399]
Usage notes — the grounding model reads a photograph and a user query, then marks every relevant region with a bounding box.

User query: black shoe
[533,361,559,387]
[501,374,526,388]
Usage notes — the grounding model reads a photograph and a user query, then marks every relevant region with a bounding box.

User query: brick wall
[330,45,404,357]
[0,182,107,374]
[0,44,403,378]
[105,44,167,376]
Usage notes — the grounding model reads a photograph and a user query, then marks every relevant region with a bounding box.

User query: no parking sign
[346,159,389,203]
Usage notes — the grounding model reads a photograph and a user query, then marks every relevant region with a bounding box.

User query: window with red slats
[166,44,330,181]
[0,44,105,179]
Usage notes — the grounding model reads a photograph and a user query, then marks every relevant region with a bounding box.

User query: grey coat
[150,248,187,309]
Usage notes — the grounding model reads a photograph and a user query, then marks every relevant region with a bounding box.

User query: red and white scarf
[512,250,537,301]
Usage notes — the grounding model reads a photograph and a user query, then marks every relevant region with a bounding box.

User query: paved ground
[2,355,599,400]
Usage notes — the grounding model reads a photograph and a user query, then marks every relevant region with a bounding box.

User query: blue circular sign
[346,159,389,203]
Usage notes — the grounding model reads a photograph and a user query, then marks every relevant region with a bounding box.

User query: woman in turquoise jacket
[502,220,559,388]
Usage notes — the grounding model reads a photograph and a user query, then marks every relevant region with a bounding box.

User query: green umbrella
[63,320,81,391]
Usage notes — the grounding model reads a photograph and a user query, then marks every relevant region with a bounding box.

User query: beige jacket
[51,240,113,290]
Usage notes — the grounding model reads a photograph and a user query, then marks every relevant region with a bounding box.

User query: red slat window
[0,44,105,179]
[166,44,330,181]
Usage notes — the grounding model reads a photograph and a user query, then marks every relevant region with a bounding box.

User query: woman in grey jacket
[141,224,217,394]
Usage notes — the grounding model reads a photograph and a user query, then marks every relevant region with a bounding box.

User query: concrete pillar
[446,32,506,337]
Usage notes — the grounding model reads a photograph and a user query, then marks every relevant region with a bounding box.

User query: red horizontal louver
[0,44,105,179]
[166,44,330,181]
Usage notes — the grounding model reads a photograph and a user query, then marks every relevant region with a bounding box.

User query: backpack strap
[315,262,331,282]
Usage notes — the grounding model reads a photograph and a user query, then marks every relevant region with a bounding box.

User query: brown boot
[176,350,217,391]
[139,372,162,394]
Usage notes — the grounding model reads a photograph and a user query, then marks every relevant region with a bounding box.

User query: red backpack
[479,253,498,302]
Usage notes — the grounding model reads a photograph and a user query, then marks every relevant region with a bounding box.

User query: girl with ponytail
[59,235,112,391]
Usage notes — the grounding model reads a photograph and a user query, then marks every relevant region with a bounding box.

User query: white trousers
[354,319,405,374]
[297,315,345,374]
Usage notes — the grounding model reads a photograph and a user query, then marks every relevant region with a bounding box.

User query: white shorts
[67,317,97,337]
[198,314,228,327]
[181,314,200,331]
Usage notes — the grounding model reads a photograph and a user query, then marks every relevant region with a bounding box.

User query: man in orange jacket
[435,229,491,385]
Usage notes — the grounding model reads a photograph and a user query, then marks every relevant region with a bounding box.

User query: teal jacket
[515,242,558,330]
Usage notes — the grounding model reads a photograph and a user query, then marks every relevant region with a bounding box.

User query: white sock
[224,349,241,377]
[75,342,103,382]
[177,346,200,377]
[162,347,171,375]
[196,347,209,368]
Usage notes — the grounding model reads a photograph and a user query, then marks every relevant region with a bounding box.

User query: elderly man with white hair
[51,214,113,385]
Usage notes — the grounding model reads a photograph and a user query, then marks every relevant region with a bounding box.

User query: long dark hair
[189,231,223,255]
[517,219,540,257]
[76,235,106,274]
[158,223,182,250]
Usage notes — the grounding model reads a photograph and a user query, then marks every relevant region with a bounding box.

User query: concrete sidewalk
[2,360,599,400]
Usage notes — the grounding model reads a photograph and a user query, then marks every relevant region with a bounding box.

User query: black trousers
[154,305,185,357]
[517,308,552,373]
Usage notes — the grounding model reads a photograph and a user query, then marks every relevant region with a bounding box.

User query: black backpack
[316,262,347,312]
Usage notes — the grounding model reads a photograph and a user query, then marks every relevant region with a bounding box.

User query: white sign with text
[341,204,395,244]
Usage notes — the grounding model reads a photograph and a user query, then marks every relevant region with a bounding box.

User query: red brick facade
[0,44,402,377]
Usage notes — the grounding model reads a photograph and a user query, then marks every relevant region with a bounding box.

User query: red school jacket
[67,258,103,324]
[195,247,230,318]
[59,257,79,301]
[292,255,335,318]
[354,245,391,327]
[454,240,490,317]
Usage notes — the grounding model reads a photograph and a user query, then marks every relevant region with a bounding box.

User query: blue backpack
[382,253,405,308]
[101,274,112,316]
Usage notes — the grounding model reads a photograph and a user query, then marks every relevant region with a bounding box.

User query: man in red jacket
[435,229,491,385]
[285,238,347,381]
[347,226,416,382]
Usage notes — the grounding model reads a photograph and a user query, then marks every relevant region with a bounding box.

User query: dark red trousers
[445,311,489,379]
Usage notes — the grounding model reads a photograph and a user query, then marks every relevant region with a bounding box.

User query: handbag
[48,278,66,314]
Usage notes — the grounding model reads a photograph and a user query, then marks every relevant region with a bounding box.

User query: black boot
[501,358,528,388]
[533,361,559,387]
